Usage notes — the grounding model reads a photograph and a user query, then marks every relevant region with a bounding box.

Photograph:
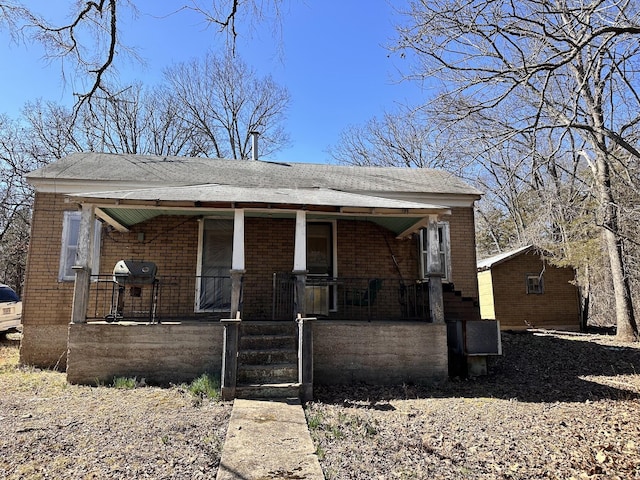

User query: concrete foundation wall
[19,324,69,369]
[63,321,446,387]
[314,321,448,384]
[67,322,224,385]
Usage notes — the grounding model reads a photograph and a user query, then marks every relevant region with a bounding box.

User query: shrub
[187,373,221,400]
[112,376,137,389]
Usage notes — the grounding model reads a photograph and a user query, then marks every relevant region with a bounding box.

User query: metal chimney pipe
[250,131,259,161]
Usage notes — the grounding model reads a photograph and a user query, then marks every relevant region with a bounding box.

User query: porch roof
[68,184,451,238]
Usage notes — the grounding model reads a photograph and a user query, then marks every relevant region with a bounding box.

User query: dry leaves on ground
[307,331,640,480]
[0,337,232,480]
[3,330,640,479]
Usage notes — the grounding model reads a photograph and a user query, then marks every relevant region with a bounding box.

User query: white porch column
[232,209,245,271]
[70,204,96,324]
[293,210,307,317]
[293,210,307,272]
[426,214,445,323]
[230,209,246,319]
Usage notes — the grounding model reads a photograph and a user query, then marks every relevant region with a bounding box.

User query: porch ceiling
[95,207,435,238]
[70,184,451,237]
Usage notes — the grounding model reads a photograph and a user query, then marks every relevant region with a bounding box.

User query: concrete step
[237,364,298,384]
[240,334,297,350]
[238,348,298,365]
[241,321,297,336]
[235,382,301,399]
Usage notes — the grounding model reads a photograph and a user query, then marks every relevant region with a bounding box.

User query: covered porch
[66,185,453,399]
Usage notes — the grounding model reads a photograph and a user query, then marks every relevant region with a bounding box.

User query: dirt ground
[2,330,640,479]
[0,334,232,480]
[308,330,640,479]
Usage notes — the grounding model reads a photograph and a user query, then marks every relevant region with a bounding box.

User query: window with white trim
[59,211,102,281]
[419,222,451,282]
[526,274,543,294]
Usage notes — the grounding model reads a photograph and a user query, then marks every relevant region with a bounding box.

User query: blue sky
[0,0,427,164]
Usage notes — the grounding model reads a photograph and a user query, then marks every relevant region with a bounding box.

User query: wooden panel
[477,270,496,319]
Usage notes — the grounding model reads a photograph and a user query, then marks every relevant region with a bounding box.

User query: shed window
[419,222,451,282]
[526,274,543,294]
[59,211,101,282]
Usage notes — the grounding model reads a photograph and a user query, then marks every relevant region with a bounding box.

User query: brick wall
[448,207,479,299]
[490,252,580,330]
[21,194,480,367]
[20,193,77,367]
[244,217,295,318]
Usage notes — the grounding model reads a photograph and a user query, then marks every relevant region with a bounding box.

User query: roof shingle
[27,152,482,197]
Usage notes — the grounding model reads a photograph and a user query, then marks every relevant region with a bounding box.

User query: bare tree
[75,83,201,156]
[0,1,284,113]
[396,0,640,340]
[329,105,453,168]
[0,114,50,293]
[142,86,203,157]
[164,51,290,159]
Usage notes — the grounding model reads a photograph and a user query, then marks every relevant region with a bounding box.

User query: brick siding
[21,192,480,367]
[488,252,580,330]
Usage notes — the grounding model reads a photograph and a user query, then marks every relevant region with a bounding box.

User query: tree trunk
[579,268,589,332]
[595,153,638,341]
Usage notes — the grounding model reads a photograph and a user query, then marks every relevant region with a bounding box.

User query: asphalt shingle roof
[27,152,482,197]
[477,245,534,270]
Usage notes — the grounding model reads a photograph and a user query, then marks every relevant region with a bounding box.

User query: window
[420,222,451,282]
[196,219,233,311]
[526,274,544,294]
[59,211,101,281]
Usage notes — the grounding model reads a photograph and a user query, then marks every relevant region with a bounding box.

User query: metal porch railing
[272,273,431,321]
[85,273,432,322]
[87,275,232,322]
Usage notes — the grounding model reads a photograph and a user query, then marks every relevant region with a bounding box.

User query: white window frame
[58,211,101,282]
[419,222,451,283]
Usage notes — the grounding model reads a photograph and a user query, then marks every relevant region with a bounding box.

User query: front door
[197,219,233,311]
[306,222,336,314]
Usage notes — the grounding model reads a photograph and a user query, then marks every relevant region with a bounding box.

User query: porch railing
[272,273,431,321]
[85,273,431,322]
[87,275,232,322]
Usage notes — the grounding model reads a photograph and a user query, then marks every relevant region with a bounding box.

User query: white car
[0,285,21,333]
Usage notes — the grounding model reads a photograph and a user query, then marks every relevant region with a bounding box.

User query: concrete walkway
[216,398,325,480]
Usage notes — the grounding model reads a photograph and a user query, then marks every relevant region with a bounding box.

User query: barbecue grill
[113,260,157,285]
[106,260,159,323]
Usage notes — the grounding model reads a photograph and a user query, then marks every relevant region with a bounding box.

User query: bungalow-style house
[21,150,496,400]
[477,245,581,332]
